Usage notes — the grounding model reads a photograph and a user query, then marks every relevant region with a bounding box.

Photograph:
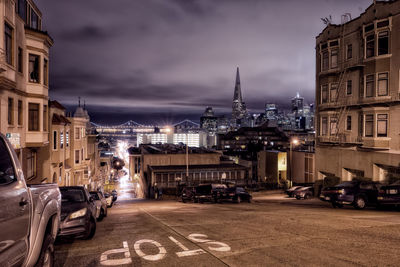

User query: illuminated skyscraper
[232,67,247,125]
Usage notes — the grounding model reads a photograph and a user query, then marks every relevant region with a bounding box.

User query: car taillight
[379,189,385,194]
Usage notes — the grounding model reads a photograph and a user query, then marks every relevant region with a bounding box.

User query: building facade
[316,1,400,183]
[0,0,53,183]
[129,144,249,197]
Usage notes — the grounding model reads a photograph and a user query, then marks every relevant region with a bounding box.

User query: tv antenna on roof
[321,15,332,25]
[341,13,352,24]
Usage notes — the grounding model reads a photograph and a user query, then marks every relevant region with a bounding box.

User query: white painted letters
[100,241,132,266]
[134,239,167,261]
[168,236,206,257]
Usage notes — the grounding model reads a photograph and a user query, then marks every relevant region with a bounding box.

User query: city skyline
[35,0,371,124]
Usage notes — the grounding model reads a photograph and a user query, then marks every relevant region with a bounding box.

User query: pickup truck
[0,133,61,267]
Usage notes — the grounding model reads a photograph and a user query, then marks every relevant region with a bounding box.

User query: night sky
[35,0,371,125]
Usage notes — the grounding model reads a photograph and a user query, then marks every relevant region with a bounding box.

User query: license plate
[325,196,330,201]
[388,189,398,194]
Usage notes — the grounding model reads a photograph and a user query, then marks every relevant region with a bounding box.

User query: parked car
[111,189,118,202]
[294,186,314,200]
[194,183,228,203]
[58,186,97,239]
[377,180,400,207]
[320,181,381,209]
[104,192,113,207]
[226,186,252,203]
[0,133,61,267]
[90,191,108,221]
[285,186,304,197]
[181,186,195,203]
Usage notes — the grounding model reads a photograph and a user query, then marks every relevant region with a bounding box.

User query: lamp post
[289,138,299,188]
[186,133,189,184]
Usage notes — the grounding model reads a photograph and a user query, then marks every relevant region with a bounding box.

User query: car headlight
[69,208,87,220]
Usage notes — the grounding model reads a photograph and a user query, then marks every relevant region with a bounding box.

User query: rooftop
[130,144,218,155]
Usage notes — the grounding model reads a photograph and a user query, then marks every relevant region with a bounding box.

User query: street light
[289,138,299,188]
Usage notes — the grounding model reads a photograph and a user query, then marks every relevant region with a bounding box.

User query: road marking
[187,233,212,243]
[169,236,206,257]
[100,241,132,266]
[206,241,231,252]
[188,233,231,251]
[134,239,166,261]
[140,207,230,266]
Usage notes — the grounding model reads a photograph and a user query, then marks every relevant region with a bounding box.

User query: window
[330,83,338,102]
[331,49,338,68]
[330,117,338,135]
[18,100,22,125]
[75,150,80,164]
[377,72,388,96]
[43,105,47,131]
[365,24,374,33]
[8,98,13,125]
[377,20,389,28]
[0,138,16,184]
[17,0,27,22]
[378,31,389,56]
[60,131,64,149]
[347,80,352,95]
[347,44,352,59]
[4,23,12,65]
[321,117,328,136]
[29,54,40,83]
[75,127,80,139]
[26,150,36,179]
[322,51,329,71]
[18,47,23,73]
[43,59,48,86]
[30,9,38,29]
[66,131,69,147]
[366,34,375,58]
[366,74,375,97]
[359,113,364,137]
[377,114,388,137]
[365,114,374,137]
[346,116,352,131]
[28,103,39,131]
[53,131,57,150]
[321,84,328,104]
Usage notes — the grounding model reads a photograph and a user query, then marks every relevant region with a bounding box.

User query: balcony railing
[318,134,363,145]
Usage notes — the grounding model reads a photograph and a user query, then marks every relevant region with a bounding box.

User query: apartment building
[47,100,71,185]
[316,1,400,182]
[67,104,90,186]
[0,0,53,183]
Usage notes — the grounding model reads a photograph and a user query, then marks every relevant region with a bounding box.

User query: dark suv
[58,186,97,239]
[320,181,381,209]
[194,184,227,203]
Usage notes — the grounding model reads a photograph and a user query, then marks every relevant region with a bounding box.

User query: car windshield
[236,187,246,193]
[336,181,357,187]
[90,192,100,200]
[61,189,85,203]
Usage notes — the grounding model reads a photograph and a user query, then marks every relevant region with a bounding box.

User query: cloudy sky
[35,0,371,124]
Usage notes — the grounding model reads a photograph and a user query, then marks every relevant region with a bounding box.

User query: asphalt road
[54,192,400,266]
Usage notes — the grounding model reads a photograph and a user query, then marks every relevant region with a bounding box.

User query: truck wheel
[35,233,54,267]
[83,218,96,240]
[354,196,366,210]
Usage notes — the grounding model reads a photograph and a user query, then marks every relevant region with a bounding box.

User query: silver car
[90,191,108,221]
